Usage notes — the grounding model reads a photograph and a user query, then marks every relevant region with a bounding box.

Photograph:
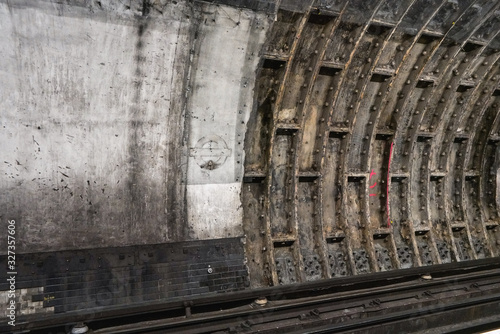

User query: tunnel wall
[0,0,269,253]
[1,0,500,325]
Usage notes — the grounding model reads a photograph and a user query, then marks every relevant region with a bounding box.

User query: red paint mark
[387,142,394,227]
[369,170,377,196]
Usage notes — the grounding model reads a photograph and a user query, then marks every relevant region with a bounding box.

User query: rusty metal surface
[1,0,500,330]
[243,0,500,288]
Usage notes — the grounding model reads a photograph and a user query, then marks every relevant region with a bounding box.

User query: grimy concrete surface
[0,0,270,253]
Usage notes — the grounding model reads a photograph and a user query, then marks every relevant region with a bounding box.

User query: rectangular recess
[417,134,433,142]
[492,89,500,96]
[391,175,408,182]
[347,175,365,182]
[373,233,390,240]
[319,66,342,76]
[416,80,434,88]
[375,133,393,140]
[456,85,473,93]
[326,236,345,243]
[263,58,286,70]
[417,33,439,44]
[454,136,468,143]
[273,240,294,248]
[243,175,265,183]
[308,13,335,25]
[486,224,498,230]
[276,127,298,135]
[415,230,429,236]
[298,175,319,182]
[488,137,500,144]
[462,42,482,52]
[329,130,349,138]
[452,226,465,232]
[430,173,445,181]
[371,73,392,83]
[367,23,391,36]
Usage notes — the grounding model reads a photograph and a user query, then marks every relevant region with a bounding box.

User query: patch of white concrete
[187,183,243,239]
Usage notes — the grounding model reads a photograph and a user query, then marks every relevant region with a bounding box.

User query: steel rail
[11,257,500,333]
[92,267,500,333]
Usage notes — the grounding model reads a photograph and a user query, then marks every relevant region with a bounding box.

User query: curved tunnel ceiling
[242,0,500,287]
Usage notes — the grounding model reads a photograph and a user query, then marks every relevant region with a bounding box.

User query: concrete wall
[0,0,270,253]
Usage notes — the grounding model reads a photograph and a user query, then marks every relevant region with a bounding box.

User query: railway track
[21,258,500,334]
